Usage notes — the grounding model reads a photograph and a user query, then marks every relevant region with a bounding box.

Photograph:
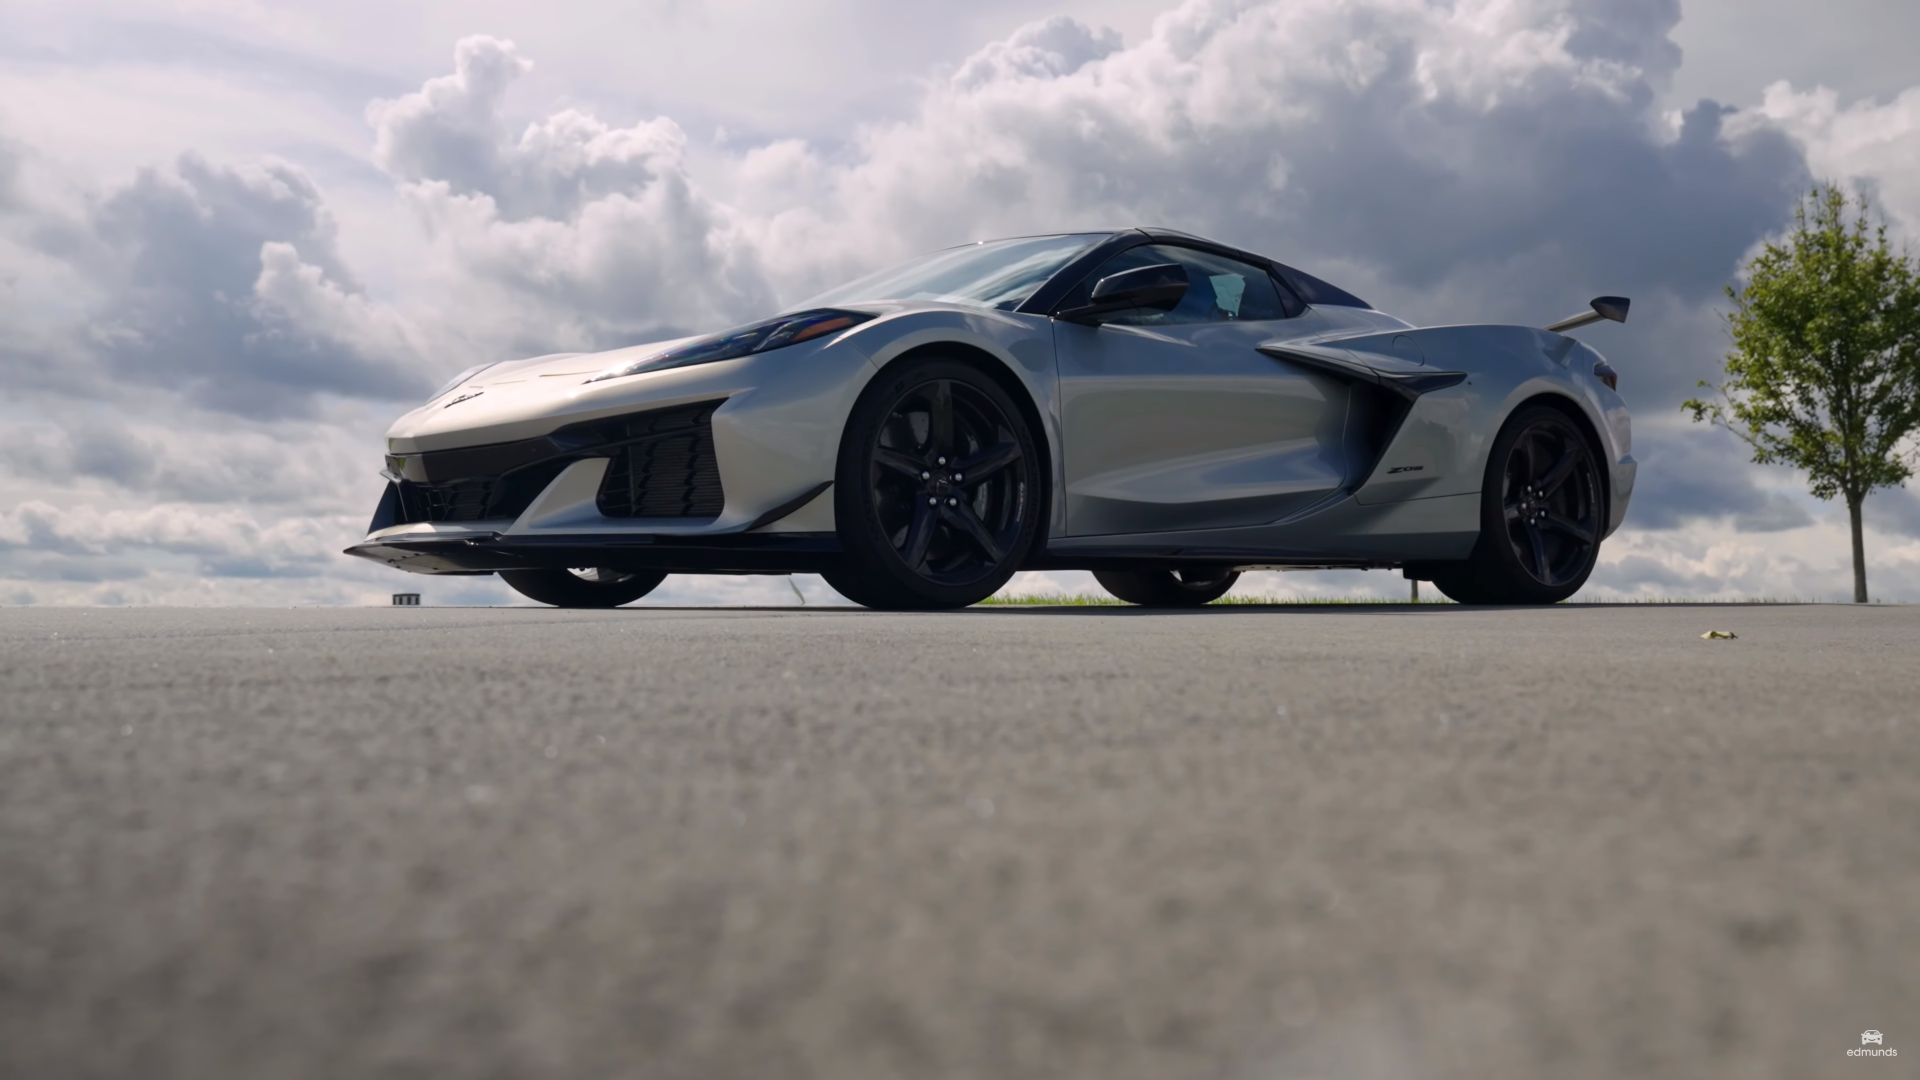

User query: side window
[1057,244,1303,325]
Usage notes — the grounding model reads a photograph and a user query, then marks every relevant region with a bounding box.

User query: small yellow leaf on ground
[1701,630,1738,640]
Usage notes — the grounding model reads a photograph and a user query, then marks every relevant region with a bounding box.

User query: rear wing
[1545,296,1629,334]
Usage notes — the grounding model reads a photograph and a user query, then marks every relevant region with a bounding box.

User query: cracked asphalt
[1,603,1916,1079]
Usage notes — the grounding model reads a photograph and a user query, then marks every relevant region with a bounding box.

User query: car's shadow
[618,601,1804,616]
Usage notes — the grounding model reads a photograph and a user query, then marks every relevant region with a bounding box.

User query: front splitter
[344,531,842,576]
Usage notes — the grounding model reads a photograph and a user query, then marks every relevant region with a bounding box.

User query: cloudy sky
[3,0,1919,606]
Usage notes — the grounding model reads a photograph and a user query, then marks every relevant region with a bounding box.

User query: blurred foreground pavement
[1,604,1916,1079]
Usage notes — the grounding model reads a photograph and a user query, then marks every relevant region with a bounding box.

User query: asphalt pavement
[2,603,1916,1079]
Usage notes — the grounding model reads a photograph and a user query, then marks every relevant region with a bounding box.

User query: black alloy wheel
[1093,567,1240,607]
[499,567,668,608]
[827,358,1042,609]
[1430,405,1604,605]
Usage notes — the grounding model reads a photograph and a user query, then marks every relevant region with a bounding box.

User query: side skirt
[1022,550,1397,573]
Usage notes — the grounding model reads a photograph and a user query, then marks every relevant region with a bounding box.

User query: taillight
[1593,360,1618,391]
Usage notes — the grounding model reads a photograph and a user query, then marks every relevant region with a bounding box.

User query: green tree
[1685,185,1920,603]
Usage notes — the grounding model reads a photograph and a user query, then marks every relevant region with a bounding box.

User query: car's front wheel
[1093,567,1240,607]
[1430,405,1604,605]
[826,358,1043,610]
[499,567,667,608]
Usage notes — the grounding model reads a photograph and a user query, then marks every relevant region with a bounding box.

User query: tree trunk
[1847,494,1869,603]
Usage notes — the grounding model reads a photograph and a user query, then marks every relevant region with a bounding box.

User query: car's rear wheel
[1093,567,1240,607]
[499,567,667,608]
[1430,405,1603,605]
[826,358,1042,610]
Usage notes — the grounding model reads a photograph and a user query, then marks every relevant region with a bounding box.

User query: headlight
[586,309,874,384]
[430,362,498,400]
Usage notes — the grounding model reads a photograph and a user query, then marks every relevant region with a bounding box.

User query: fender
[843,305,1069,538]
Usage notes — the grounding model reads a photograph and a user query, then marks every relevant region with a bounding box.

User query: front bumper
[347,391,845,576]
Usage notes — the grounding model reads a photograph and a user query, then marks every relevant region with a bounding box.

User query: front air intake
[415,478,496,521]
[592,402,726,519]
[392,476,500,523]
[383,400,728,526]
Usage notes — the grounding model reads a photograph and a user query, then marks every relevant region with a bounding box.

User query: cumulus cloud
[343,3,1811,369]
[367,36,775,351]
[366,35,537,201]
[1735,81,1920,234]
[0,151,433,416]
[1865,486,1920,540]
[369,36,707,225]
[0,500,349,576]
[949,15,1123,90]
[0,405,380,508]
[1625,427,1816,533]
[715,0,1805,321]
[1589,517,1920,601]
[0,135,20,211]
[82,154,428,413]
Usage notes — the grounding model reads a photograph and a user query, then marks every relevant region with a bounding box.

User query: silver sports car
[346,229,1636,609]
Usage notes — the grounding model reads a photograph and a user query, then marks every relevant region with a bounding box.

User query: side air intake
[593,403,727,519]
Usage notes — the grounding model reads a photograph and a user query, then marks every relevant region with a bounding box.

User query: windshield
[793,233,1108,311]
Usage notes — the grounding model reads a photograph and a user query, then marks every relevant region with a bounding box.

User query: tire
[499,567,667,608]
[1429,404,1604,605]
[1093,567,1240,607]
[828,357,1043,610]
[1426,567,1496,605]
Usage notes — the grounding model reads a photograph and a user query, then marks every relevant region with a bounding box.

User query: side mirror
[1056,263,1189,323]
